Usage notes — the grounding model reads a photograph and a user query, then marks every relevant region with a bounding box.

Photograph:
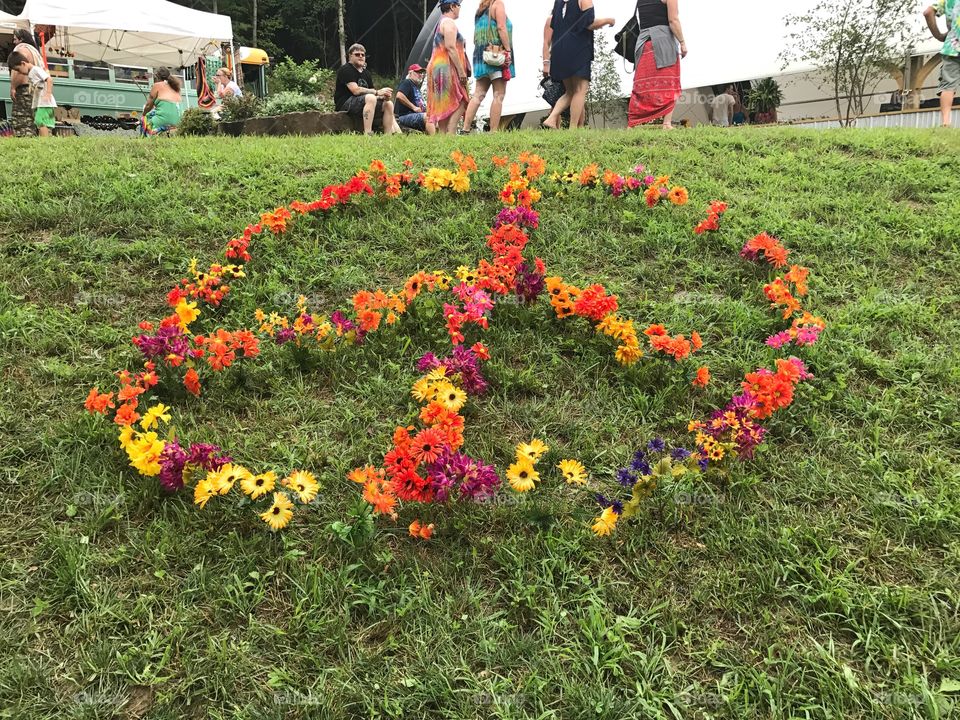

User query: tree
[781,0,919,127]
[587,35,623,128]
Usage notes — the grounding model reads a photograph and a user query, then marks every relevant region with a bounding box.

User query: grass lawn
[0,127,958,720]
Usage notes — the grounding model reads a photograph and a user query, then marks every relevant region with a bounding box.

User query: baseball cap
[408,64,425,73]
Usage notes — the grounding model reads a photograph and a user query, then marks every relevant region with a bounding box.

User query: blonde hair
[476,0,494,18]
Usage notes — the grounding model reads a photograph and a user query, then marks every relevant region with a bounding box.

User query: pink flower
[766,331,792,349]
[795,326,822,346]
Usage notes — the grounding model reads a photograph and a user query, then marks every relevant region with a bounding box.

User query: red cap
[408,64,425,73]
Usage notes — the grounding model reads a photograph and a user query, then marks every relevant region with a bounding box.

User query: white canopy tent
[11,0,233,69]
[455,0,941,118]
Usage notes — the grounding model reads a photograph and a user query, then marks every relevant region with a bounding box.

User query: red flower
[410,427,446,466]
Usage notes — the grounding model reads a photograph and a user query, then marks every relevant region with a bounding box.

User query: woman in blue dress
[462,0,515,133]
[541,0,615,129]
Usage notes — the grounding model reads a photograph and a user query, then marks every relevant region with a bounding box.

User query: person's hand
[680,42,688,58]
[604,18,616,28]
[542,61,550,75]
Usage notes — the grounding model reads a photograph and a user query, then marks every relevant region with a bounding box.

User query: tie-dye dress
[426,18,469,125]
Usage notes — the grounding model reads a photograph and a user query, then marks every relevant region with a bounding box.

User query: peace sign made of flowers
[84,151,825,539]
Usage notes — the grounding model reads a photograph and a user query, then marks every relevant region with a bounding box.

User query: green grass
[0,127,958,719]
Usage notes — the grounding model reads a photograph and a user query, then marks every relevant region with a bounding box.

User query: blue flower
[698,457,709,471]
[671,447,691,461]
[616,468,637,487]
[630,450,647,471]
[648,437,666,453]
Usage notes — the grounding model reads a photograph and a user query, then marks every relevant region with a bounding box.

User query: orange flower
[117,384,145,402]
[693,366,711,388]
[492,155,509,167]
[369,159,386,173]
[667,186,689,206]
[184,367,201,396]
[409,519,435,539]
[114,402,140,427]
[84,388,115,414]
[644,324,668,337]
[471,342,490,361]
[691,331,703,350]
[410,427,446,465]
[579,163,599,186]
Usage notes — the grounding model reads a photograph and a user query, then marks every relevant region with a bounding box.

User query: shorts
[939,55,960,93]
[339,93,386,116]
[397,112,426,131]
[34,107,55,129]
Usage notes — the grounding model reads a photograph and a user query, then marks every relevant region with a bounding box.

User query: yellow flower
[557,459,588,486]
[425,367,449,382]
[126,432,166,477]
[411,377,433,403]
[240,470,276,500]
[591,507,619,536]
[118,425,136,450]
[436,383,467,412]
[455,265,474,282]
[615,342,644,366]
[194,477,217,509]
[517,439,549,464]
[260,492,294,530]
[174,299,200,328]
[451,171,471,193]
[208,464,251,496]
[507,459,539,492]
[283,470,320,503]
[139,403,171,431]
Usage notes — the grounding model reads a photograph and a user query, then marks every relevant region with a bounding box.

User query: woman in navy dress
[541,0,615,129]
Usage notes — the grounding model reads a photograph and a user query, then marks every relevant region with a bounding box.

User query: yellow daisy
[591,507,619,537]
[214,464,252,496]
[194,477,217,509]
[240,470,276,500]
[507,460,539,493]
[260,492,294,531]
[437,383,467,412]
[425,366,449,382]
[139,403,171,431]
[411,377,433,403]
[283,470,320,504]
[557,459,588,486]
[517,439,549,464]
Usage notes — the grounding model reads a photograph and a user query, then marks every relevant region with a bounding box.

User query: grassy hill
[0,128,958,719]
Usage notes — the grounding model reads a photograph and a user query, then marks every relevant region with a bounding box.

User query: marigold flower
[409,519,435,539]
[184,367,201,396]
[84,388,115,415]
[140,403,171,431]
[693,366,711,388]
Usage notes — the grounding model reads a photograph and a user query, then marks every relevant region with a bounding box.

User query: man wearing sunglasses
[335,43,400,135]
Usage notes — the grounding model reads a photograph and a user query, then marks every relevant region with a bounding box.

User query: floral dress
[426,18,469,124]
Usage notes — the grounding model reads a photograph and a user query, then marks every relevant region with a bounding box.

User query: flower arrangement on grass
[84,151,826,538]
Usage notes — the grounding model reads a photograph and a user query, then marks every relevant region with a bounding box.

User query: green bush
[269,57,335,98]
[177,108,216,136]
[219,94,261,124]
[258,91,333,117]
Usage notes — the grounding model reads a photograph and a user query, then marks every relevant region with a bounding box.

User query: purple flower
[671,447,692,461]
[427,450,501,502]
[417,353,441,373]
[648,438,666,453]
[697,457,709,471]
[616,468,637,487]
[275,327,296,345]
[513,262,545,305]
[629,450,648,471]
[158,442,187,492]
[187,443,230,471]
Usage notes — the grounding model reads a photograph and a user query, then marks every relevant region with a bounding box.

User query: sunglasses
[352,52,366,57]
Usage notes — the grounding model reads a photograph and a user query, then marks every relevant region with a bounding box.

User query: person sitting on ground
[395,64,436,135]
[140,67,182,136]
[215,68,243,101]
[923,0,960,127]
[335,43,400,135]
[6,50,56,137]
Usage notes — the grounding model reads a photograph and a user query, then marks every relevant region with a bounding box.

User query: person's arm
[493,1,512,65]
[442,19,467,82]
[143,84,159,113]
[44,74,53,103]
[543,14,553,76]
[347,81,375,97]
[396,90,418,112]
[924,5,947,41]
[667,0,687,57]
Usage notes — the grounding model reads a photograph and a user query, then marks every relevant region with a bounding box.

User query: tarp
[434,0,940,118]
[0,10,18,27]
[13,0,233,68]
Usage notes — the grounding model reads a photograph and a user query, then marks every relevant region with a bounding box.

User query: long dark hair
[155,67,181,93]
[13,29,37,48]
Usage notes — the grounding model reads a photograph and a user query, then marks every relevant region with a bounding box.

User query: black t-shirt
[395,78,422,117]
[335,63,373,110]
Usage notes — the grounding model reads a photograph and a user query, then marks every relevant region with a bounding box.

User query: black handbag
[540,75,565,107]
[614,4,641,62]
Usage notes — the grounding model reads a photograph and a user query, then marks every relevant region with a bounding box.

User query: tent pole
[230,40,237,83]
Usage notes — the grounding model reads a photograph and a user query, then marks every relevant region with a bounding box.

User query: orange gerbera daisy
[693,366,711,388]
[410,427,446,465]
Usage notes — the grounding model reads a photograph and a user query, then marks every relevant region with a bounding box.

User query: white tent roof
[13,0,232,68]
[458,0,941,117]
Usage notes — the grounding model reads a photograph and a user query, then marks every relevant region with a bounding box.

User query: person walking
[627,0,686,130]
[462,0,514,133]
[427,0,470,134]
[10,29,44,137]
[541,0,615,130]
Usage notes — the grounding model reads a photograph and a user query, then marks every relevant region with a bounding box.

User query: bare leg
[543,92,571,128]
[463,77,491,133]
[425,118,437,136]
[941,90,954,127]
[662,107,675,130]
[567,77,589,129]
[382,100,398,135]
[362,94,377,135]
[489,77,507,132]
[445,102,466,134]
[38,126,51,137]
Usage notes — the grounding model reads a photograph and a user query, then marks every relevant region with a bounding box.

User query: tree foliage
[781,0,919,127]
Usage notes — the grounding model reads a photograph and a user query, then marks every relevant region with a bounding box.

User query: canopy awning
[13,0,233,68]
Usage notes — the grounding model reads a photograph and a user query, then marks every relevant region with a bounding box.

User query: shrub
[269,57,335,98]
[258,91,333,117]
[177,108,216,136]
[219,94,261,124]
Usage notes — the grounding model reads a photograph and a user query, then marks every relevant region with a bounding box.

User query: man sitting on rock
[334,43,400,135]
[395,64,436,135]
